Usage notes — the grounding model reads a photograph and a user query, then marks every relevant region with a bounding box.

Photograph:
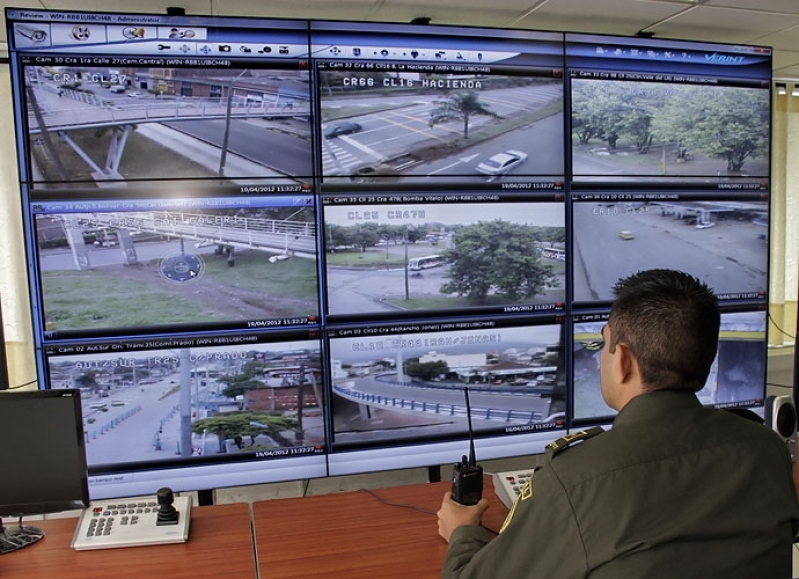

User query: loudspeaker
[765,395,797,462]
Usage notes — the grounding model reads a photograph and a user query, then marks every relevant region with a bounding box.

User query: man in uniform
[437,269,799,578]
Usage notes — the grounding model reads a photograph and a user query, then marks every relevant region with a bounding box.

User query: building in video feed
[571,189,768,307]
[326,316,566,451]
[30,189,319,340]
[571,308,768,425]
[311,21,564,183]
[45,331,326,472]
[321,189,566,322]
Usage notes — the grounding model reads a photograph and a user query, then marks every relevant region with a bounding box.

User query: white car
[696,221,716,229]
[476,150,529,176]
[127,91,144,98]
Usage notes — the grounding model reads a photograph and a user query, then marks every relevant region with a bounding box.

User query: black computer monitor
[0,389,89,554]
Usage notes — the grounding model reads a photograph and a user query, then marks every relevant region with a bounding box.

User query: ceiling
[3,0,799,79]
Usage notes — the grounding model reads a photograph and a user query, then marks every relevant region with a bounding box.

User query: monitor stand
[0,518,45,555]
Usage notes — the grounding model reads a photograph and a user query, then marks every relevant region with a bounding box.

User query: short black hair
[608,269,720,392]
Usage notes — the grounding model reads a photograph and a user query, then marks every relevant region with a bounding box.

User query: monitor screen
[326,315,566,475]
[0,389,89,516]
[27,186,319,342]
[45,330,327,499]
[9,15,312,189]
[571,306,768,425]
[321,185,566,323]
[570,188,768,308]
[4,8,774,499]
[566,33,772,187]
[311,21,565,184]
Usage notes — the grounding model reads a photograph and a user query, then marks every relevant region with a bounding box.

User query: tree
[440,220,559,305]
[404,359,449,381]
[652,85,769,172]
[217,365,264,398]
[191,412,299,452]
[74,369,100,390]
[571,80,657,152]
[429,91,498,139]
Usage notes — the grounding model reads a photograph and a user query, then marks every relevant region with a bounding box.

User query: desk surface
[0,502,256,579]
[252,478,509,579]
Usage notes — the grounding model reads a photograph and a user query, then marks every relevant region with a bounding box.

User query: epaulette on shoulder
[546,426,605,458]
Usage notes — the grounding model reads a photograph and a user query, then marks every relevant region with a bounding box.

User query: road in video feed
[47,335,325,469]
[327,319,565,448]
[317,69,563,181]
[572,197,768,304]
[322,194,566,321]
[21,64,312,187]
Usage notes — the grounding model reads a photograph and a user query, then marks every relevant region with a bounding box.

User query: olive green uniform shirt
[442,390,799,579]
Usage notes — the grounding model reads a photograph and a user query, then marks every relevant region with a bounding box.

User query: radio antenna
[464,386,477,466]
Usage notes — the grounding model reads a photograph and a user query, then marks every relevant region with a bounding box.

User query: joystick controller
[71,486,192,550]
[156,487,180,526]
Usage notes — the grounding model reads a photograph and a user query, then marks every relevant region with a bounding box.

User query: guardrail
[332,383,543,423]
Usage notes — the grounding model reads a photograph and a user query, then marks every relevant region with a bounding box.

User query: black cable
[768,382,793,390]
[357,488,500,535]
[7,380,38,390]
[767,311,797,341]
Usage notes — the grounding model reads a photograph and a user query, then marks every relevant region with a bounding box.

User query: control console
[71,487,191,550]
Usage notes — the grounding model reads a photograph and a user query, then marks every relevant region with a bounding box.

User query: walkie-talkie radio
[451,386,483,505]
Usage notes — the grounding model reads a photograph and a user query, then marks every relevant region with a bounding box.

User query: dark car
[324,122,362,139]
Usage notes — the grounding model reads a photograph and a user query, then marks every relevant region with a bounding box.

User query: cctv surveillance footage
[571,192,768,306]
[327,316,565,451]
[32,191,319,340]
[572,309,768,425]
[45,331,326,494]
[20,62,313,187]
[322,191,566,322]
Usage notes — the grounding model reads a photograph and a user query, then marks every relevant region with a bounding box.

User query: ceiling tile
[509,0,687,34]
[647,5,799,44]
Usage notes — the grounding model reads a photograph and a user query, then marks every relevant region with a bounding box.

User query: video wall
[6,8,772,498]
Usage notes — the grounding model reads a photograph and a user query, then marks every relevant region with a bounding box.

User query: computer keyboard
[71,494,191,550]
[492,469,536,510]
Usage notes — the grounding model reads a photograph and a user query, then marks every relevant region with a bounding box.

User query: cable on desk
[357,488,499,536]
[358,488,437,516]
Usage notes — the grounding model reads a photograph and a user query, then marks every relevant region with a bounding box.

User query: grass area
[41,251,318,331]
[31,127,219,182]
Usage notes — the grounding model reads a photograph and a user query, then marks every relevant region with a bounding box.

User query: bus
[541,247,566,261]
[407,255,445,271]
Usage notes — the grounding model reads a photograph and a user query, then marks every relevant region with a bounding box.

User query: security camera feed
[572,309,768,424]
[570,77,769,182]
[317,68,563,182]
[327,317,565,451]
[46,332,325,472]
[33,191,319,340]
[322,191,566,322]
[311,21,564,184]
[20,61,312,187]
[571,194,768,306]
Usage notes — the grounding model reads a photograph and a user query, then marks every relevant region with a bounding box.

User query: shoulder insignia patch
[546,426,604,458]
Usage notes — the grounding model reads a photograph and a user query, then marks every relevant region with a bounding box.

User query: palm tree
[429,90,499,139]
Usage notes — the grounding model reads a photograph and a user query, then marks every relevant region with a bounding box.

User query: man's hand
[437,491,490,543]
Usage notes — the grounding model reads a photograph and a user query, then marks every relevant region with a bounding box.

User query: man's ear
[614,342,637,384]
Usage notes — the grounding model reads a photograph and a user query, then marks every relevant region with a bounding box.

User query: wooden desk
[0,503,256,579]
[252,478,509,579]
